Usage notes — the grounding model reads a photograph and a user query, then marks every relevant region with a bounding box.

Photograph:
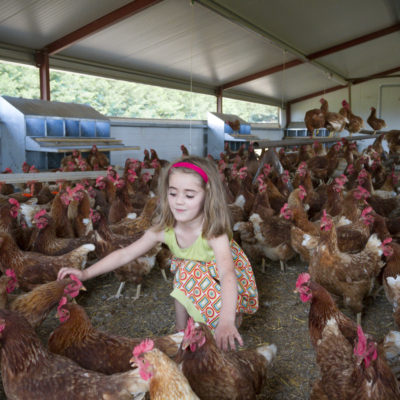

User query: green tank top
[164,227,215,262]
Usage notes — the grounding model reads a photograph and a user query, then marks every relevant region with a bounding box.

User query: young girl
[58,155,258,351]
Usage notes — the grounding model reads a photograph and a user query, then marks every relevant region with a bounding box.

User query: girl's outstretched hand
[58,268,85,281]
[214,321,243,351]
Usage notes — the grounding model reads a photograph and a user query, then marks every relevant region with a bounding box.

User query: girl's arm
[208,234,243,351]
[57,228,164,281]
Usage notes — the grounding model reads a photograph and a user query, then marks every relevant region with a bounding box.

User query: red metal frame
[35,51,50,101]
[351,66,400,84]
[221,23,400,90]
[37,0,163,100]
[45,0,163,55]
[222,60,302,90]
[288,84,347,105]
[288,65,400,105]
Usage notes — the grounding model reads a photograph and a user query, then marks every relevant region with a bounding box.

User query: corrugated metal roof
[3,96,109,120]
[0,0,398,106]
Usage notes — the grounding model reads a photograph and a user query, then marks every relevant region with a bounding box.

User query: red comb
[34,209,47,220]
[58,296,67,309]
[361,207,372,217]
[57,297,70,323]
[133,338,154,359]
[383,238,392,245]
[354,325,367,356]
[184,317,195,337]
[296,273,310,288]
[5,269,16,279]
[74,183,85,192]
[8,198,19,207]
[64,274,84,298]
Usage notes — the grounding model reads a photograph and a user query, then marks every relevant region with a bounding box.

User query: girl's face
[168,171,205,225]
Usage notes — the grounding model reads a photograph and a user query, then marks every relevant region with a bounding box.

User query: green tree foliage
[0,62,40,99]
[0,61,278,122]
[223,97,278,123]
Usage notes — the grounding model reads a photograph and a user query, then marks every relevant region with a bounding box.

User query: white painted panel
[212,0,396,54]
[62,0,293,85]
[235,63,344,103]
[108,120,284,167]
[109,122,206,167]
[319,33,400,78]
[380,85,400,130]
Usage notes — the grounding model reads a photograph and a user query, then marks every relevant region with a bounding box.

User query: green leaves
[0,62,278,122]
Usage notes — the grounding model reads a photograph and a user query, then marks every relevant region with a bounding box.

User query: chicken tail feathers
[365,234,383,256]
[256,343,277,364]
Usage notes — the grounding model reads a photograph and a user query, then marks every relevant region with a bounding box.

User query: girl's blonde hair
[153,155,232,238]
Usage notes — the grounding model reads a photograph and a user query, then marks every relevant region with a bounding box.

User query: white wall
[109,118,284,165]
[252,127,283,142]
[109,119,206,167]
[290,77,400,152]
[290,77,400,125]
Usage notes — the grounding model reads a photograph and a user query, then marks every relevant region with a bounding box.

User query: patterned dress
[165,228,258,330]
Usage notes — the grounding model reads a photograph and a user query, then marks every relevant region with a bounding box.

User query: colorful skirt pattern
[170,240,258,330]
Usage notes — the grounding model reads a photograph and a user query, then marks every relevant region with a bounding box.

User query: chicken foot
[280,260,286,273]
[161,269,168,282]
[261,258,266,274]
[108,281,126,300]
[108,281,142,301]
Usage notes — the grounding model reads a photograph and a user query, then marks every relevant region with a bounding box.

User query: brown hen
[132,338,199,400]
[49,300,183,374]
[308,211,384,323]
[176,319,276,400]
[367,107,386,134]
[0,232,94,291]
[0,309,148,400]
[320,98,348,137]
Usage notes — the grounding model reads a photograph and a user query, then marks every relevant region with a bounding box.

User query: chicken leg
[108,281,142,301]
[356,312,361,326]
[280,260,286,273]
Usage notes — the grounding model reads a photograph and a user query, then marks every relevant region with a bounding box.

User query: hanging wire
[188,1,195,153]
[281,49,286,111]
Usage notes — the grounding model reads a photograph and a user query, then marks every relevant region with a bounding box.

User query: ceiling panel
[317,32,400,79]
[231,63,343,103]
[60,0,296,85]
[0,0,398,106]
[0,0,134,48]
[200,0,398,54]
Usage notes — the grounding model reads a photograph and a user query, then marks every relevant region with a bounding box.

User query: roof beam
[288,65,400,104]
[35,51,50,100]
[221,22,400,90]
[288,85,348,105]
[307,23,400,60]
[44,0,164,55]
[221,60,303,90]
[350,65,400,84]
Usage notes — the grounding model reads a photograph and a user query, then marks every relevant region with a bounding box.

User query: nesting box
[0,96,137,171]
[207,112,257,158]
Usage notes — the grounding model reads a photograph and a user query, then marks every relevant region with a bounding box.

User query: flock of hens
[0,110,400,399]
[305,98,387,137]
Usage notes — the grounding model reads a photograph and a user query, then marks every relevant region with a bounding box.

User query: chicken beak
[129,356,137,368]
[181,340,189,350]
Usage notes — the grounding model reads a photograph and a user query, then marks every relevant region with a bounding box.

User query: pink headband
[171,162,208,183]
